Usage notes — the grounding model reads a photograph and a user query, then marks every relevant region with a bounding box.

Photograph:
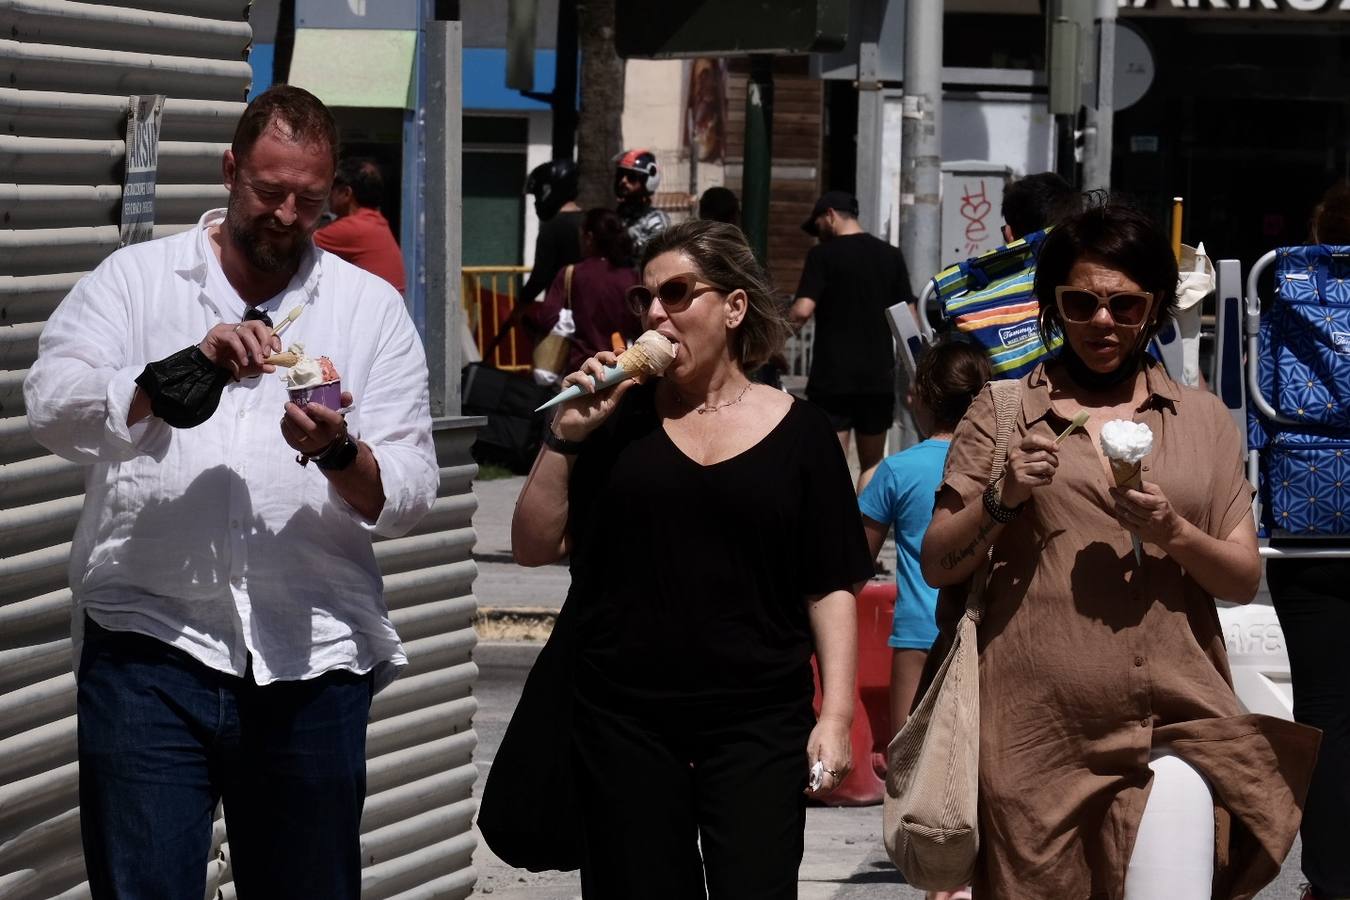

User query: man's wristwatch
[312,435,360,471]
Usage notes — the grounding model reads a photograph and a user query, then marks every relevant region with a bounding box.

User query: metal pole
[742,54,774,263]
[855,41,884,237]
[895,1,942,452]
[425,2,464,417]
[1081,0,1116,192]
[898,0,942,297]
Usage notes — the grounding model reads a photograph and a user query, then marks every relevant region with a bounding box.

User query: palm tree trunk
[575,0,624,210]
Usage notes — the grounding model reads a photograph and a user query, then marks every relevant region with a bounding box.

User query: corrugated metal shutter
[0,3,481,897]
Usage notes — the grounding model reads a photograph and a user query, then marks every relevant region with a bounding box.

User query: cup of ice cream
[275,343,342,410]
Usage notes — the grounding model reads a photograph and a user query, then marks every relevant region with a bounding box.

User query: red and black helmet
[612,148,661,194]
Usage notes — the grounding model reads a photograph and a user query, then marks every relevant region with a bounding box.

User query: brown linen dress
[932,361,1320,900]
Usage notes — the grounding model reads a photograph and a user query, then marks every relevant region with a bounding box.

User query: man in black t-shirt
[791,191,915,492]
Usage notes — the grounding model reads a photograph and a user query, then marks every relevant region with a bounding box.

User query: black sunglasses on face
[626,272,726,316]
[1054,286,1154,328]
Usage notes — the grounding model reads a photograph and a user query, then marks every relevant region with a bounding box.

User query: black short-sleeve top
[564,383,874,705]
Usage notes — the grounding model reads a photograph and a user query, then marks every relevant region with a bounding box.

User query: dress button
[230,519,240,529]
[238,411,246,420]
[1134,656,1144,667]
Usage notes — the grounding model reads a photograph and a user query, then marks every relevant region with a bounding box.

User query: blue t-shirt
[858,438,950,650]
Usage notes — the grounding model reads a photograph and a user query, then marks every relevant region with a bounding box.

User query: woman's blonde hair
[639,220,789,371]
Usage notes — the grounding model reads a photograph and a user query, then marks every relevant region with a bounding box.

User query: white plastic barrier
[1217,600,1294,721]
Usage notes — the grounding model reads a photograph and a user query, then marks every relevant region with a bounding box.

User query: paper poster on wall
[684,58,727,163]
[120,95,165,247]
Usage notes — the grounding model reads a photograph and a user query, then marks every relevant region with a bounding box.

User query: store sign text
[1122,0,1350,10]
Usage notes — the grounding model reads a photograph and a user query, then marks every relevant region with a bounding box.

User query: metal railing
[461,266,532,372]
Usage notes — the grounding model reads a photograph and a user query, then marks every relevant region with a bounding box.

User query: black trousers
[572,687,815,900]
[1269,557,1350,897]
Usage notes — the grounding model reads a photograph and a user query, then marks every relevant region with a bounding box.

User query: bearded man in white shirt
[24,85,438,899]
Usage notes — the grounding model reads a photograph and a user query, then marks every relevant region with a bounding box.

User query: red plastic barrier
[810,581,897,807]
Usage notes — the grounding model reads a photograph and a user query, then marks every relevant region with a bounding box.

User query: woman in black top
[513,220,873,898]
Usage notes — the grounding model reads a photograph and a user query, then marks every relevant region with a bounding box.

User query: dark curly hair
[1034,195,1179,351]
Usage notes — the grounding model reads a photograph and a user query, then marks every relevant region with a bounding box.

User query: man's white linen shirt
[24,209,439,687]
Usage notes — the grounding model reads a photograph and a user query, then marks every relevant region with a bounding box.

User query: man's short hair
[335,157,385,208]
[231,85,338,170]
[1001,172,1079,239]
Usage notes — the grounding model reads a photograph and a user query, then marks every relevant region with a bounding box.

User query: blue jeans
[77,617,374,900]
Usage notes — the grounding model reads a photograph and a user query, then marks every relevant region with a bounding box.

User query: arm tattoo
[940,514,999,571]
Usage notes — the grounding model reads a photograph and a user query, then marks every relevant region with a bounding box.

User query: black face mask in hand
[134,308,273,429]
[134,346,231,429]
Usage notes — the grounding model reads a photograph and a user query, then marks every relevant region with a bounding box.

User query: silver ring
[234,324,243,333]
[824,767,839,778]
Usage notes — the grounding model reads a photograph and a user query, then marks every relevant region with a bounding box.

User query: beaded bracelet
[982,483,1023,524]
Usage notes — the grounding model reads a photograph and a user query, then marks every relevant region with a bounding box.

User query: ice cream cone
[1109,458,1142,492]
[534,331,676,413]
[1108,459,1144,563]
[265,351,300,367]
[1100,419,1153,566]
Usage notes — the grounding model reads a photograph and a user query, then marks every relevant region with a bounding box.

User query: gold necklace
[676,380,753,414]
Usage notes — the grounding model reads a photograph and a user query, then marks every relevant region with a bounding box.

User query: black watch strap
[542,427,584,455]
[313,435,360,471]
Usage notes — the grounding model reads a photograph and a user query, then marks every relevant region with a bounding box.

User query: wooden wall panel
[724,57,823,298]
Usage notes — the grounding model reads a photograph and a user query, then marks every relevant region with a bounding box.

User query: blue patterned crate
[1249,245,1350,535]
[1259,435,1350,536]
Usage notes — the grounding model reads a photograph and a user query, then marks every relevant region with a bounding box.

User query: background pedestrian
[315,156,406,293]
[1271,179,1350,900]
[791,191,915,493]
[859,338,990,741]
[523,207,640,376]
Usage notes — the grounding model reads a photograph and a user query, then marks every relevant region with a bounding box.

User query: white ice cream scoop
[1100,419,1154,563]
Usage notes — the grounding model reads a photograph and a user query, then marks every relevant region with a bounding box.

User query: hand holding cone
[1100,420,1154,564]
[534,330,677,413]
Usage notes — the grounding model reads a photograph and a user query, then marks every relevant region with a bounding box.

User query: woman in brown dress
[921,200,1319,900]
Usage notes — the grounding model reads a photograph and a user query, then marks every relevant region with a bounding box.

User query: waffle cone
[1109,458,1142,490]
[616,338,671,377]
[265,351,300,367]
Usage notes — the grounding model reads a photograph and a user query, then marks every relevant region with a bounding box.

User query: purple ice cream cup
[288,379,342,411]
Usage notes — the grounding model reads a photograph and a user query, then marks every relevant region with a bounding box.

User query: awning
[288,28,416,109]
[463,48,560,111]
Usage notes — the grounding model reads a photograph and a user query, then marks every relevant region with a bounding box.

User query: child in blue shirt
[859,339,990,743]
